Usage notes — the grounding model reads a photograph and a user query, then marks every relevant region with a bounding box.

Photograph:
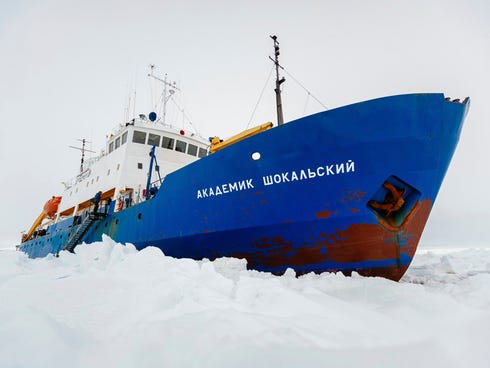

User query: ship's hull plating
[20,94,469,281]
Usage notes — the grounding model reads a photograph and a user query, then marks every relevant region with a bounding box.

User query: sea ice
[1,238,489,367]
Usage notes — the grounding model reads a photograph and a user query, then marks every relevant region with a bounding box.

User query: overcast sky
[0,0,488,247]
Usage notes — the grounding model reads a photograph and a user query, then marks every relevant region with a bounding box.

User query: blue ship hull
[20,93,469,281]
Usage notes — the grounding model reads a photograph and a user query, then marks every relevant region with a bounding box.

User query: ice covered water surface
[1,238,489,368]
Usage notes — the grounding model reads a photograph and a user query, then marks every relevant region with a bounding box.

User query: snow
[1,236,489,368]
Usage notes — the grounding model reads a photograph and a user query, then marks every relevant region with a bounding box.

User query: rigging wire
[132,73,138,120]
[246,65,275,129]
[149,77,154,110]
[133,90,137,120]
[169,96,205,139]
[303,92,311,114]
[279,65,328,110]
[157,89,166,118]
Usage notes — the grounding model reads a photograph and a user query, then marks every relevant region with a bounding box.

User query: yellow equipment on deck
[210,122,273,153]
[22,213,47,242]
[22,196,63,242]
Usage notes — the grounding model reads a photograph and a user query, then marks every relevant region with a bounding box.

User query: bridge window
[162,136,174,150]
[187,144,198,156]
[133,131,146,144]
[148,133,161,146]
[115,137,121,149]
[121,132,128,145]
[175,140,187,153]
[109,142,114,153]
[198,148,207,158]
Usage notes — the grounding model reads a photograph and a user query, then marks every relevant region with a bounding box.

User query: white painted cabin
[57,116,209,218]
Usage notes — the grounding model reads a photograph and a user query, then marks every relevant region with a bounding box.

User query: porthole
[251,152,261,161]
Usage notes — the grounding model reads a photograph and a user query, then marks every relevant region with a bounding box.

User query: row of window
[69,161,145,196]
[132,130,207,158]
[108,132,128,153]
[108,129,207,158]
[70,174,102,196]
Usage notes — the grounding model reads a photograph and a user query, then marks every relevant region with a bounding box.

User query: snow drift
[1,235,489,368]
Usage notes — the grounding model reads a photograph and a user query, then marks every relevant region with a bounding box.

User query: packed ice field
[1,236,489,368]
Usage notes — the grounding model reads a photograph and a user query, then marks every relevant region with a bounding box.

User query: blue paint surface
[20,94,469,280]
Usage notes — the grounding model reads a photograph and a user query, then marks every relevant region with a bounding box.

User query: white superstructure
[58,116,209,216]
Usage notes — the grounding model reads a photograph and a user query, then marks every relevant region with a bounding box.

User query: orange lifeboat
[22,196,63,242]
[43,196,62,219]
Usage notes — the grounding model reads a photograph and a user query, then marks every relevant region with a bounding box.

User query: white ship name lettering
[263,160,355,187]
[197,179,254,199]
[196,160,355,199]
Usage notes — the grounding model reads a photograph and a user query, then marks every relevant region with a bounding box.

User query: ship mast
[148,65,180,125]
[269,35,285,126]
[69,138,95,174]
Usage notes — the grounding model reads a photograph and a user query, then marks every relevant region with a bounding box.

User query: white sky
[0,0,489,247]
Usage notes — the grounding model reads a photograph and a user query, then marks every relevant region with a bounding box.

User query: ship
[18,36,470,281]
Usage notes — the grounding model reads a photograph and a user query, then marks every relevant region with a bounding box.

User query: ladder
[63,212,106,252]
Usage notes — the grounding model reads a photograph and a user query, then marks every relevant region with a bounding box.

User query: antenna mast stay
[269,35,285,126]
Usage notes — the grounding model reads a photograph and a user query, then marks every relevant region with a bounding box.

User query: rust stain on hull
[233,199,432,281]
[315,210,332,219]
[340,190,366,203]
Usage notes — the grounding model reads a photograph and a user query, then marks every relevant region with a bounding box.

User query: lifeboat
[43,196,62,219]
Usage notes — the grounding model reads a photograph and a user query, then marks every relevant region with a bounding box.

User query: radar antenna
[69,138,95,174]
[148,65,180,125]
[269,35,285,126]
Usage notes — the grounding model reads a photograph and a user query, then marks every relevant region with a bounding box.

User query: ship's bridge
[58,116,209,217]
[106,115,209,161]
[106,116,208,164]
